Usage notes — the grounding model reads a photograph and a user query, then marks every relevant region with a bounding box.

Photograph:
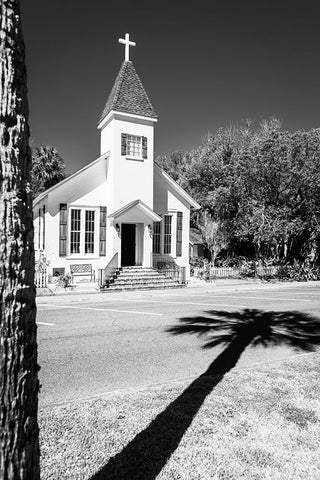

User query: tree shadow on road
[89,308,320,480]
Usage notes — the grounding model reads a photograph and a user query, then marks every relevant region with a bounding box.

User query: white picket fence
[35,271,48,288]
[209,267,240,278]
[193,265,280,279]
[0,271,48,288]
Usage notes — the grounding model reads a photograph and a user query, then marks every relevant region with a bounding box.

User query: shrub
[278,262,320,281]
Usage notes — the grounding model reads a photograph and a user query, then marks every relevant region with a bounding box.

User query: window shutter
[121,133,127,155]
[176,212,183,257]
[99,206,107,256]
[142,136,147,159]
[59,203,67,257]
[42,205,46,250]
[38,208,41,249]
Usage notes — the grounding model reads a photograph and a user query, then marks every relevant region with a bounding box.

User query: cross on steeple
[119,33,136,62]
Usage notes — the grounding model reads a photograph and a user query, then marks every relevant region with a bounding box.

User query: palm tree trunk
[0,0,40,478]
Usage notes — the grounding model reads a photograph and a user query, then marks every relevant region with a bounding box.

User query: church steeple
[99,33,157,124]
[98,60,157,125]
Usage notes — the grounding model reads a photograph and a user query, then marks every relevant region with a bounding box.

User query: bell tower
[97,34,158,211]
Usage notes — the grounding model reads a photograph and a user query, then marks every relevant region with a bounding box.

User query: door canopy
[109,199,161,224]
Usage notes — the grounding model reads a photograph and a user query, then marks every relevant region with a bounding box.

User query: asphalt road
[36,282,320,407]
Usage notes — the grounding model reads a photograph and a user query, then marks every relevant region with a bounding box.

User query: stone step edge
[115,275,176,281]
[102,284,185,291]
[109,282,179,287]
[108,276,178,283]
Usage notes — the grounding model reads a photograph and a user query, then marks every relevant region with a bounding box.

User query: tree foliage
[31,145,65,198]
[156,150,191,186]
[156,119,320,264]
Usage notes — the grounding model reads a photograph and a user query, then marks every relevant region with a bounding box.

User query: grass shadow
[89,308,320,480]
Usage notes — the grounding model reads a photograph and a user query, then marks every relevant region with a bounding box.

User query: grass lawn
[40,352,320,480]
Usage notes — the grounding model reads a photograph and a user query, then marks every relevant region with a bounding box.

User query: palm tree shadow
[89,308,320,480]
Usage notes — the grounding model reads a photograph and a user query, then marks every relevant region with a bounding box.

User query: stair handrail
[152,254,186,284]
[98,253,119,288]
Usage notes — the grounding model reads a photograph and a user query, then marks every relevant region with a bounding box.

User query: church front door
[121,223,136,266]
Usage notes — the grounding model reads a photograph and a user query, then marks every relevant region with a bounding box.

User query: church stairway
[100,266,186,291]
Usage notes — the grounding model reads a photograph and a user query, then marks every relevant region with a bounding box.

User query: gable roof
[33,152,110,206]
[109,199,161,223]
[154,164,201,210]
[99,61,157,124]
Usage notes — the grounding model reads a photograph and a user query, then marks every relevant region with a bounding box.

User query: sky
[21,1,320,174]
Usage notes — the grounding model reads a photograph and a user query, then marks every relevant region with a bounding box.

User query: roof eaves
[98,110,158,130]
[154,164,201,210]
[33,152,110,206]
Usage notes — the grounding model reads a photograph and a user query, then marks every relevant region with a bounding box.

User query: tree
[0,0,40,478]
[155,149,192,188]
[168,119,320,264]
[236,123,320,263]
[31,145,65,198]
[197,210,229,265]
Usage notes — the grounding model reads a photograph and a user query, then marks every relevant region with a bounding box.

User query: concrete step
[110,278,178,286]
[121,266,151,269]
[104,283,185,292]
[101,266,185,291]
[119,267,157,274]
[116,274,171,281]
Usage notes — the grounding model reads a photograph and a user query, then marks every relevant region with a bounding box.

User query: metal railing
[152,254,187,284]
[98,253,119,288]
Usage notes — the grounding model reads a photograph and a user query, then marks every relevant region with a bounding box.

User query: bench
[70,264,95,283]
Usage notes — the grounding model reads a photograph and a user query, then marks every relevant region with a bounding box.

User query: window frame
[121,133,147,160]
[68,206,99,257]
[126,134,143,159]
[70,208,81,254]
[152,221,161,254]
[85,210,95,254]
[163,215,172,255]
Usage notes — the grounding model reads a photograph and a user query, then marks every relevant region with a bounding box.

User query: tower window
[121,133,147,159]
[127,135,142,157]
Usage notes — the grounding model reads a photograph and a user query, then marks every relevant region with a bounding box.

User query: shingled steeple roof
[99,61,157,124]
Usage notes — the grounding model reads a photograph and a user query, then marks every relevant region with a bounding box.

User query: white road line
[277,291,320,296]
[166,294,312,302]
[163,290,319,299]
[38,303,163,316]
[37,321,55,326]
[37,305,62,309]
[123,299,250,308]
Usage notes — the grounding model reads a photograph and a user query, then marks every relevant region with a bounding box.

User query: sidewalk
[189,276,320,292]
[36,277,320,303]
[36,281,100,297]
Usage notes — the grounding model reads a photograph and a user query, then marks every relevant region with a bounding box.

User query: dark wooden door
[121,224,136,266]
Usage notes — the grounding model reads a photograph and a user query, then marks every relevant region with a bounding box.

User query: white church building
[33,34,200,286]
